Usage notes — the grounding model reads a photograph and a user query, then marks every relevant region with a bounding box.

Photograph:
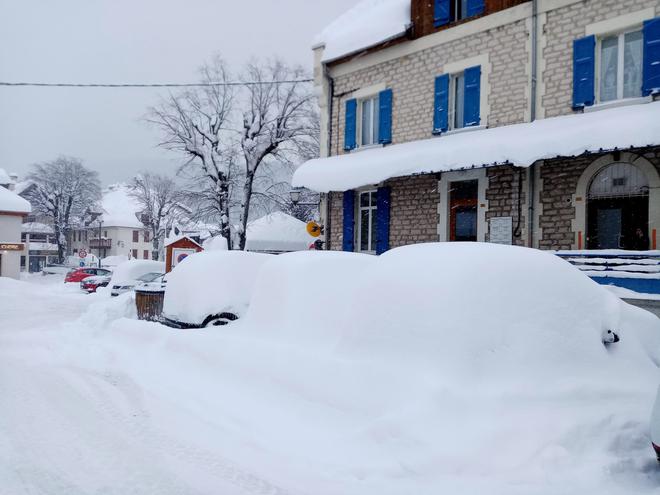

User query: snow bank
[162,251,271,325]
[245,211,310,253]
[101,184,143,228]
[293,101,660,192]
[0,185,31,213]
[202,235,228,251]
[314,0,410,62]
[109,260,164,286]
[101,254,129,267]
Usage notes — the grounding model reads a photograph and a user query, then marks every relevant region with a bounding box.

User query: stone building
[293,0,660,254]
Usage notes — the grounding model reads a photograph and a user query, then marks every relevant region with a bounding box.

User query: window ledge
[351,143,385,153]
[585,96,653,113]
[435,125,486,137]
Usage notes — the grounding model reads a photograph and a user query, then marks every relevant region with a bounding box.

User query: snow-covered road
[1,268,660,495]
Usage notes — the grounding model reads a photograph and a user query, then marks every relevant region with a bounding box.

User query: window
[144,230,150,243]
[453,0,470,22]
[132,230,139,243]
[450,72,466,130]
[598,29,643,103]
[132,249,138,259]
[357,190,377,253]
[449,180,478,242]
[434,0,484,28]
[143,250,149,260]
[360,96,380,147]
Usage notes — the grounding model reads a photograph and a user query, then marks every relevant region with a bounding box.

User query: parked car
[80,274,111,293]
[65,267,112,283]
[651,386,660,462]
[42,263,70,276]
[108,260,166,297]
[161,250,271,328]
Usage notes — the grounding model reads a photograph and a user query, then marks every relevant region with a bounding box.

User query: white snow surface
[109,259,165,286]
[101,254,129,267]
[101,184,143,228]
[246,211,311,252]
[0,168,12,184]
[202,235,228,251]
[162,250,271,325]
[314,0,410,62]
[21,222,54,234]
[2,242,660,494]
[0,184,31,213]
[293,101,660,192]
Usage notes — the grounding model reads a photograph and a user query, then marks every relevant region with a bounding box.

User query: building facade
[0,186,31,279]
[294,0,660,254]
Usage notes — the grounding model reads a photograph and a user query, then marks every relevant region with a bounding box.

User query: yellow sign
[306,222,322,238]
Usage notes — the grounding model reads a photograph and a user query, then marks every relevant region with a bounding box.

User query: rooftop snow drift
[0,185,31,214]
[314,0,410,62]
[293,101,660,192]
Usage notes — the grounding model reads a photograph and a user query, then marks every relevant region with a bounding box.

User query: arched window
[588,163,649,199]
[587,163,649,250]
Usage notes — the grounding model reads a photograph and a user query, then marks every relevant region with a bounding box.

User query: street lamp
[289,187,302,205]
[85,208,103,268]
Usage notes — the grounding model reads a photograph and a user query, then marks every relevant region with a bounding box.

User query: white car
[651,387,660,461]
[109,260,166,297]
[161,250,271,328]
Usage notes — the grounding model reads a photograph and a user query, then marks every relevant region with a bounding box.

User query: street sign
[79,249,88,258]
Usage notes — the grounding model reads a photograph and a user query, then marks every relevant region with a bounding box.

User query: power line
[0,79,313,88]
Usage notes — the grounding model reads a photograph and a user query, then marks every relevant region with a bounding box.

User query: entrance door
[450,180,478,242]
[596,207,622,249]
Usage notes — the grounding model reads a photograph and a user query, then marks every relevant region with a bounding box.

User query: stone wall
[486,165,527,246]
[329,16,530,156]
[542,0,659,118]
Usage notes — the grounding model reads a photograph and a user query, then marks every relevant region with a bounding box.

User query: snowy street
[3,245,660,495]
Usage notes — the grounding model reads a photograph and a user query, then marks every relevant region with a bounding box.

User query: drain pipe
[528,0,539,248]
[324,68,334,250]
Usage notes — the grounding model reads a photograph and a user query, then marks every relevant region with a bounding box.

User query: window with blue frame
[598,29,643,103]
[433,65,481,134]
[434,0,485,28]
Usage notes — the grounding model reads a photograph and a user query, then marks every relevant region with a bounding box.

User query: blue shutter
[342,191,355,252]
[463,65,481,127]
[466,0,485,17]
[376,187,391,255]
[378,89,393,144]
[572,35,595,108]
[434,0,450,27]
[344,99,357,151]
[433,74,450,134]
[643,17,660,96]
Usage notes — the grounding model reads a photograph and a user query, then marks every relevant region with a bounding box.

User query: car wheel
[202,313,238,328]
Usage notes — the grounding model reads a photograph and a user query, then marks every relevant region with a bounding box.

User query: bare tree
[236,59,316,249]
[25,156,101,262]
[128,172,182,261]
[147,56,236,248]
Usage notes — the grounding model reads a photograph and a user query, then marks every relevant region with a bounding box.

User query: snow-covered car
[41,263,70,275]
[109,260,165,297]
[161,250,271,328]
[80,274,111,293]
[651,387,660,461]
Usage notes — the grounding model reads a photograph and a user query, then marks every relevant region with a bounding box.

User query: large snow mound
[162,250,271,325]
[245,211,310,253]
[110,259,165,286]
[0,185,31,213]
[293,101,660,192]
[315,0,410,62]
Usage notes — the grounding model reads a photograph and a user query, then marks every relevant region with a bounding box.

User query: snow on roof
[101,184,143,228]
[164,233,202,249]
[22,222,54,234]
[0,185,31,214]
[314,0,410,62]
[0,168,12,185]
[293,101,660,192]
[246,211,311,253]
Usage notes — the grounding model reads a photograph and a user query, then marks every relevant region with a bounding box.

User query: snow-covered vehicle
[41,263,70,275]
[109,260,165,297]
[652,387,660,461]
[161,250,271,328]
[80,274,111,293]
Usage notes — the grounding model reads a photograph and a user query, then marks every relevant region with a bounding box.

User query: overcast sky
[0,0,356,185]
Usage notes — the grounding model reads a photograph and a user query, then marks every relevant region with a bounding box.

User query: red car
[64,267,111,283]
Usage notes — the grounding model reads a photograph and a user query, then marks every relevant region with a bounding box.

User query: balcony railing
[89,238,112,249]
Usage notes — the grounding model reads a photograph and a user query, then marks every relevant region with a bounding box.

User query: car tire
[202,313,238,328]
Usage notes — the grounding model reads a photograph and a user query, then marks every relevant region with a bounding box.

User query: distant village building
[20,223,58,273]
[69,184,153,262]
[293,0,660,254]
[0,183,31,279]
